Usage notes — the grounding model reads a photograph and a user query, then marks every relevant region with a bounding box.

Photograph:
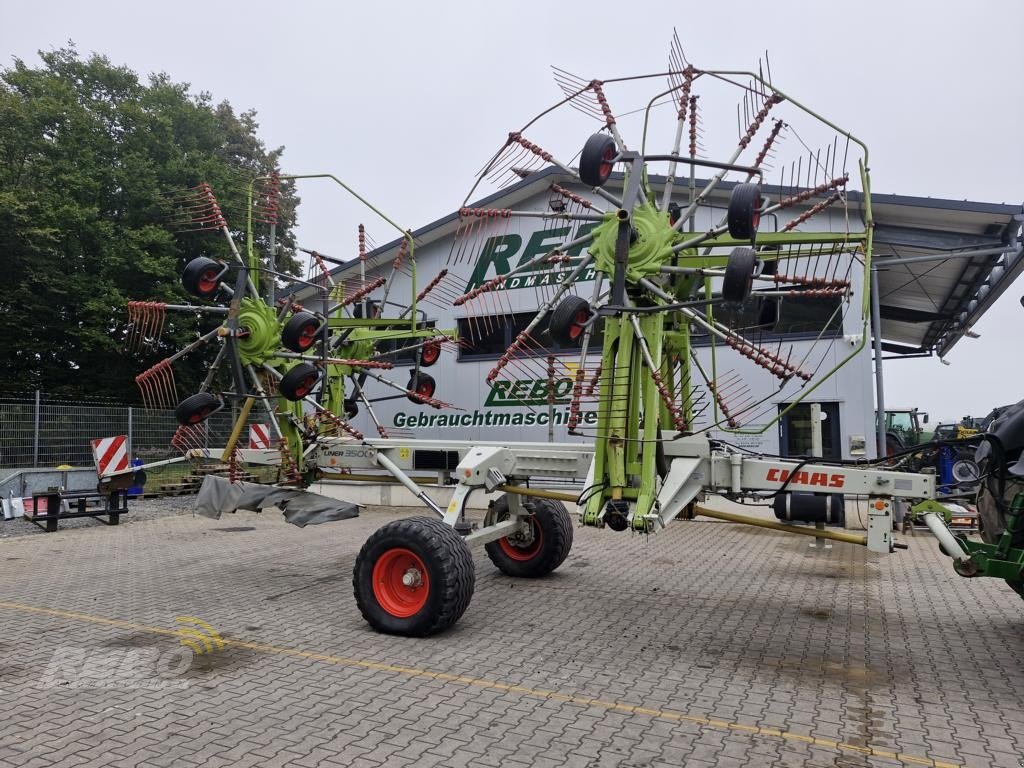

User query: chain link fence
[0,392,270,470]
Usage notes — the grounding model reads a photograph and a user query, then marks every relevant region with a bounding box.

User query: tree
[0,46,299,402]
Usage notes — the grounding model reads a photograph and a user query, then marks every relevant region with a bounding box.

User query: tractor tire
[484,495,573,578]
[549,296,593,346]
[279,363,320,401]
[174,392,221,426]
[353,517,476,636]
[579,133,617,187]
[407,372,436,403]
[727,183,762,240]
[419,339,441,367]
[281,311,321,353]
[181,257,226,299]
[976,459,1024,600]
[722,247,758,303]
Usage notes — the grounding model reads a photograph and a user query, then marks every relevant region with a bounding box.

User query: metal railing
[0,392,267,470]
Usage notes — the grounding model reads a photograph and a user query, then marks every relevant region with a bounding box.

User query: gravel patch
[0,495,196,539]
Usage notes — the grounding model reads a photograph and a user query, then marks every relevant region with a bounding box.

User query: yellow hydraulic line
[498,485,581,503]
[221,397,255,462]
[694,505,868,546]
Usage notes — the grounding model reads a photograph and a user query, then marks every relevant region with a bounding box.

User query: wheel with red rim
[281,311,322,353]
[579,133,618,187]
[407,372,436,403]
[182,257,226,299]
[484,495,573,578]
[279,362,320,401]
[174,392,222,425]
[549,295,593,347]
[727,183,762,241]
[353,517,476,636]
[419,339,441,367]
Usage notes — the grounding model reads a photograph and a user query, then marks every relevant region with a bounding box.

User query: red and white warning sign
[248,424,271,450]
[91,435,130,477]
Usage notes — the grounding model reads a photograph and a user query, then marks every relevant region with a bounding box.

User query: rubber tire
[549,295,592,346]
[976,458,1024,599]
[174,392,220,426]
[484,496,573,578]
[727,183,762,240]
[407,372,436,403]
[419,340,441,367]
[279,363,320,401]
[353,517,476,636]
[885,433,904,458]
[281,311,321,353]
[343,398,359,419]
[722,247,758,303]
[182,257,225,299]
[579,133,617,187]
[758,297,780,329]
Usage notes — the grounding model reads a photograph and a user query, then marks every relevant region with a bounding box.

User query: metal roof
[295,166,1023,357]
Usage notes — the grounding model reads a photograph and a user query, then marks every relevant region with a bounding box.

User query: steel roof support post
[871,266,886,460]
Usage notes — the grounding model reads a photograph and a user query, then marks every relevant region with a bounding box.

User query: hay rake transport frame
[117,55,1024,636]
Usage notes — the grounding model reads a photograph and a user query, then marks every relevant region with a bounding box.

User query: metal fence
[0,392,268,470]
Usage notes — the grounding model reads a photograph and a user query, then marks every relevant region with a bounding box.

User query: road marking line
[0,600,959,768]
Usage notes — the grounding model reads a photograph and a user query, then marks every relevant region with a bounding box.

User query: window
[375,321,436,365]
[692,290,843,345]
[457,311,604,360]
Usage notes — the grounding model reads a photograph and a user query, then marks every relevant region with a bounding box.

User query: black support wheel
[407,372,436,403]
[722,247,758,303]
[419,339,441,367]
[353,517,476,636]
[727,183,762,240]
[549,295,593,346]
[181,257,227,299]
[484,495,573,578]
[281,311,322,353]
[578,133,617,187]
[279,362,320,401]
[174,392,222,425]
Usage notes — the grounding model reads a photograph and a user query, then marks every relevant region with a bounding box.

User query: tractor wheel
[976,459,1024,600]
[353,517,475,636]
[885,433,903,458]
[281,311,321,353]
[174,392,221,426]
[407,372,436,403]
[484,495,573,578]
[549,296,593,346]
[722,247,758,303]
[181,257,226,299]
[279,363,320,401]
[727,183,762,240]
[579,133,617,187]
[419,339,441,367]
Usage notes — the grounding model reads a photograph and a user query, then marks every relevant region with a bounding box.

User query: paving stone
[0,504,1021,768]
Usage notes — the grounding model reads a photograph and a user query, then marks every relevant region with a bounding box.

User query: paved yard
[0,500,1021,768]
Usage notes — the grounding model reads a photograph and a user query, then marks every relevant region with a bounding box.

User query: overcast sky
[3,0,1022,423]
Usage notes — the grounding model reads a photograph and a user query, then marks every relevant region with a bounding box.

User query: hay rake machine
[116,41,1023,637]
[124,173,456,482]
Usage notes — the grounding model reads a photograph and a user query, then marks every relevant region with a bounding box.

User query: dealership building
[294,167,1023,461]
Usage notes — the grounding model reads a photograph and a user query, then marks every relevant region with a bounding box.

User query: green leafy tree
[0,46,299,402]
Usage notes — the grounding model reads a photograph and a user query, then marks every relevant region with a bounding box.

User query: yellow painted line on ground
[0,600,959,768]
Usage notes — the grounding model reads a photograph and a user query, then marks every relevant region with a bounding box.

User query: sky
[2,0,1022,423]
